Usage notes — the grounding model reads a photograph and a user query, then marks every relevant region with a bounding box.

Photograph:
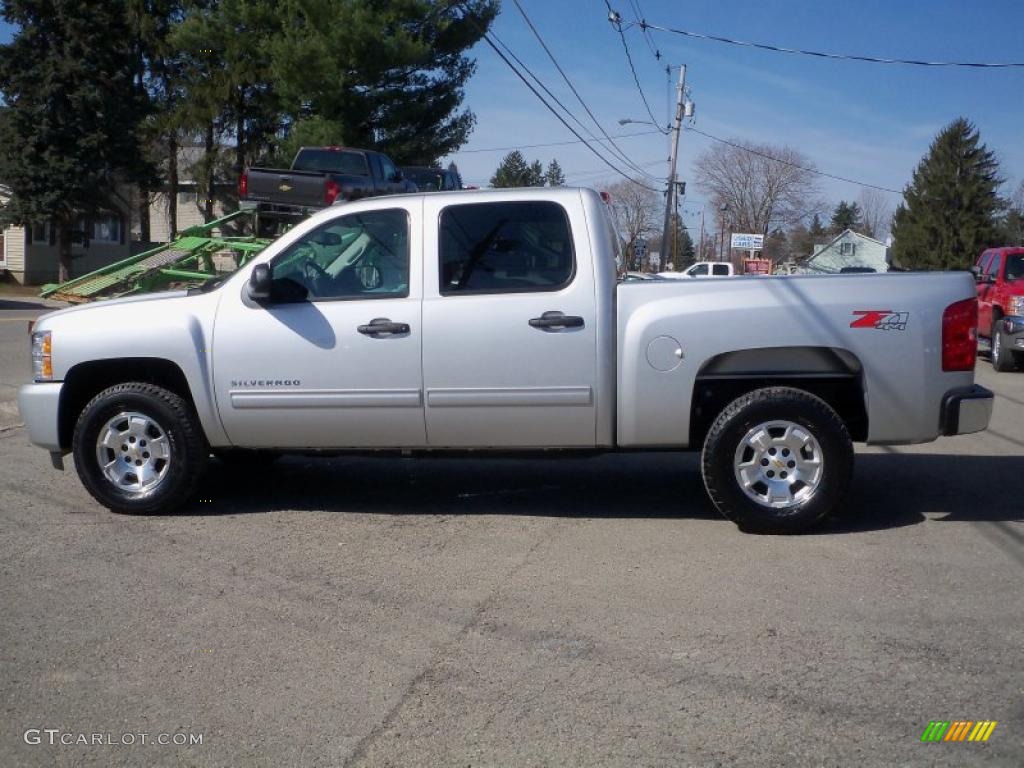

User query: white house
[798,229,890,274]
[1,182,133,285]
[2,146,236,285]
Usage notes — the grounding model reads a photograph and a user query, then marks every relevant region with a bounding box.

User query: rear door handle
[529,311,584,330]
[357,317,410,336]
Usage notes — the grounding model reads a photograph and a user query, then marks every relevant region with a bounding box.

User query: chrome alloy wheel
[95,411,171,497]
[733,420,824,509]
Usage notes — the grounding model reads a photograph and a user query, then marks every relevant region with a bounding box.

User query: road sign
[634,237,648,258]
[743,258,772,275]
[730,233,764,250]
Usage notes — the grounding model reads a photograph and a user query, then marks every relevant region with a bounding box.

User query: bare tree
[858,188,895,240]
[600,179,660,270]
[695,140,822,242]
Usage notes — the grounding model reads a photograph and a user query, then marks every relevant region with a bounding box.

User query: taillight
[941,297,978,371]
[238,171,248,199]
[324,178,341,205]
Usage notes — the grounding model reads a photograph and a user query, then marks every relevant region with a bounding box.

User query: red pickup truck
[974,246,1024,371]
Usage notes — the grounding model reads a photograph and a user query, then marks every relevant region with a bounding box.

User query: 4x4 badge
[850,310,909,330]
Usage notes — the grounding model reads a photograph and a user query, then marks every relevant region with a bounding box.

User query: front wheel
[701,387,853,534]
[72,383,208,514]
[991,320,1017,372]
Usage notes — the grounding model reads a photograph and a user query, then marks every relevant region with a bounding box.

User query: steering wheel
[299,259,331,295]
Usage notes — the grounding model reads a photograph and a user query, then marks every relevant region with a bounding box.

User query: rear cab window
[439,201,575,294]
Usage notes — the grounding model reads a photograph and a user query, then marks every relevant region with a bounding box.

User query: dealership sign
[730,233,764,250]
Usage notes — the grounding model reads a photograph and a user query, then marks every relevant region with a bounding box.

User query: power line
[604,0,668,133]
[487,28,660,184]
[566,158,664,181]
[687,126,903,194]
[636,20,1024,68]
[450,129,662,155]
[627,0,660,60]
[510,0,656,180]
[477,30,661,191]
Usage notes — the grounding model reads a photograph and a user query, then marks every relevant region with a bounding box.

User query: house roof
[807,229,886,260]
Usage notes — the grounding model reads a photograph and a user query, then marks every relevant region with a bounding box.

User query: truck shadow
[187,451,1022,534]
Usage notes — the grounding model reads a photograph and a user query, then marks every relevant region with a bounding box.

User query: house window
[31,221,50,243]
[178,190,198,204]
[840,242,855,256]
[91,214,121,243]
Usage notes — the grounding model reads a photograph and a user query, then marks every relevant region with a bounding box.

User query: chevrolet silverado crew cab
[973,246,1024,372]
[19,188,993,533]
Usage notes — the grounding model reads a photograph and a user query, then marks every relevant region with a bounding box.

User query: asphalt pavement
[1,297,1021,767]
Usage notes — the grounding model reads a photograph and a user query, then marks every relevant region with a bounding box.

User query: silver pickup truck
[19,188,993,533]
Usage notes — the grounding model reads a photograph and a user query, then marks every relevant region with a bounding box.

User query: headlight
[1009,295,1024,316]
[31,331,52,381]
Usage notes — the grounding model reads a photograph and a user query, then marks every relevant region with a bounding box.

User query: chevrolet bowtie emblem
[279,182,292,192]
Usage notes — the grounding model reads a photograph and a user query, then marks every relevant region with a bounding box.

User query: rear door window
[379,155,398,182]
[439,201,575,294]
[712,264,730,276]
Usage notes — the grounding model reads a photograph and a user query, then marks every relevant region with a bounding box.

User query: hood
[35,290,190,326]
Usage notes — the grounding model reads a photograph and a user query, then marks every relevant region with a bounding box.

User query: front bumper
[1000,315,1024,350]
[941,384,994,436]
[17,382,63,452]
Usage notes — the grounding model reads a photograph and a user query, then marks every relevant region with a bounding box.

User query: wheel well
[689,347,869,446]
[58,358,196,450]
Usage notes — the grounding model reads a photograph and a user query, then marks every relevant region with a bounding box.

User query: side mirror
[248,263,272,301]
[391,170,403,182]
[970,265,982,281]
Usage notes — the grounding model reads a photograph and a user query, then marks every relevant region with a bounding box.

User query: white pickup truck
[19,188,993,533]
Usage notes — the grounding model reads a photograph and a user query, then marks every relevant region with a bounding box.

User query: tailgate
[246,168,326,208]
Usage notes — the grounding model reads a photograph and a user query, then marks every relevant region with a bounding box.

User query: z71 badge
[850,310,909,330]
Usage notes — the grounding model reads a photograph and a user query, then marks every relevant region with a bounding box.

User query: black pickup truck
[239,146,415,233]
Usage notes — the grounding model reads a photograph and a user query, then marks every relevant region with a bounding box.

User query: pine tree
[664,213,694,270]
[269,0,498,166]
[545,159,566,187]
[808,213,827,241]
[830,201,862,233]
[490,151,545,187]
[447,161,463,188]
[171,0,283,221]
[892,118,1002,270]
[0,0,158,281]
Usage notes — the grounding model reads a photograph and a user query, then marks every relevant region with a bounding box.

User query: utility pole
[661,64,686,268]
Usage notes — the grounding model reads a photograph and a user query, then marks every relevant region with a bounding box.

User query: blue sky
[449,0,1024,221]
[3,1,1023,225]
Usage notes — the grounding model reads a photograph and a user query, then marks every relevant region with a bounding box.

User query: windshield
[404,168,445,191]
[292,149,368,176]
[1005,253,1024,281]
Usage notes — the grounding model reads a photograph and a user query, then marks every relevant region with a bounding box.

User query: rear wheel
[991,319,1017,372]
[72,383,208,514]
[701,387,853,534]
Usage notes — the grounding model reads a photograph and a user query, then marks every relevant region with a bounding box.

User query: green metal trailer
[39,210,271,303]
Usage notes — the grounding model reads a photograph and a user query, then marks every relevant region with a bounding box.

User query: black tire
[991,319,1017,372]
[701,387,853,534]
[72,382,208,514]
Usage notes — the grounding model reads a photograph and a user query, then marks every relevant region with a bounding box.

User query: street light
[618,118,655,127]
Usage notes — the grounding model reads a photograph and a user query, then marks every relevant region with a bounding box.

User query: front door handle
[529,311,584,330]
[357,317,410,336]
